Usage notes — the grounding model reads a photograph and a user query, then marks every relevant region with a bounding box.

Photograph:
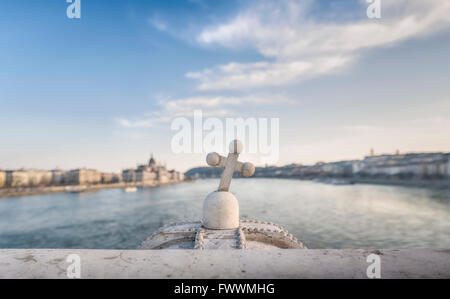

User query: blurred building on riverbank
[0,168,121,189]
[358,152,450,179]
[64,169,102,185]
[186,151,450,184]
[0,170,5,188]
[0,153,184,190]
[3,169,52,188]
[101,172,121,184]
[122,154,184,185]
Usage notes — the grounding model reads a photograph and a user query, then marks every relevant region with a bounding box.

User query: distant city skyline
[2,149,450,174]
[1,0,450,172]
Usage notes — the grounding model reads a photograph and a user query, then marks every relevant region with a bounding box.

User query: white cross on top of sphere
[206,140,255,192]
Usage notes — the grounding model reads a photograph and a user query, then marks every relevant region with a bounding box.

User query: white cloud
[188,0,450,90]
[116,95,293,128]
[148,16,168,31]
[187,55,352,90]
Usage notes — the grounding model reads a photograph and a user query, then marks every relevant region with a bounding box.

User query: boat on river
[124,186,137,193]
[64,185,87,193]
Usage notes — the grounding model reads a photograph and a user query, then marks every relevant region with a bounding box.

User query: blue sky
[1,0,450,172]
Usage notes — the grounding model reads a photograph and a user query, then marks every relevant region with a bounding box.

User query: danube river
[0,179,449,249]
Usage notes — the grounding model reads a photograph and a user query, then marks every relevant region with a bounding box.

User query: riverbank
[0,180,185,198]
[352,178,450,189]
[247,176,450,189]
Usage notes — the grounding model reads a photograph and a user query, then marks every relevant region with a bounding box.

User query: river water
[0,179,449,249]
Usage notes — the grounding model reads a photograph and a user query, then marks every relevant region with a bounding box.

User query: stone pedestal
[202,191,239,230]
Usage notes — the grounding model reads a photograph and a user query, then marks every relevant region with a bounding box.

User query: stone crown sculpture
[140,139,305,250]
[203,140,255,230]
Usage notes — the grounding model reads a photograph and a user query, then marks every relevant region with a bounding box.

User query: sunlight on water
[0,179,449,249]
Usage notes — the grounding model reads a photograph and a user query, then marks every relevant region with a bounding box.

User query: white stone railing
[0,248,448,279]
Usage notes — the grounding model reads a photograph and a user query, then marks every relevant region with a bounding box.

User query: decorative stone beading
[139,220,305,250]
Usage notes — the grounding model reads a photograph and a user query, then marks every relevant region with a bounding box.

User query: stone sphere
[206,152,220,166]
[241,162,255,177]
[202,191,239,230]
[229,140,243,154]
